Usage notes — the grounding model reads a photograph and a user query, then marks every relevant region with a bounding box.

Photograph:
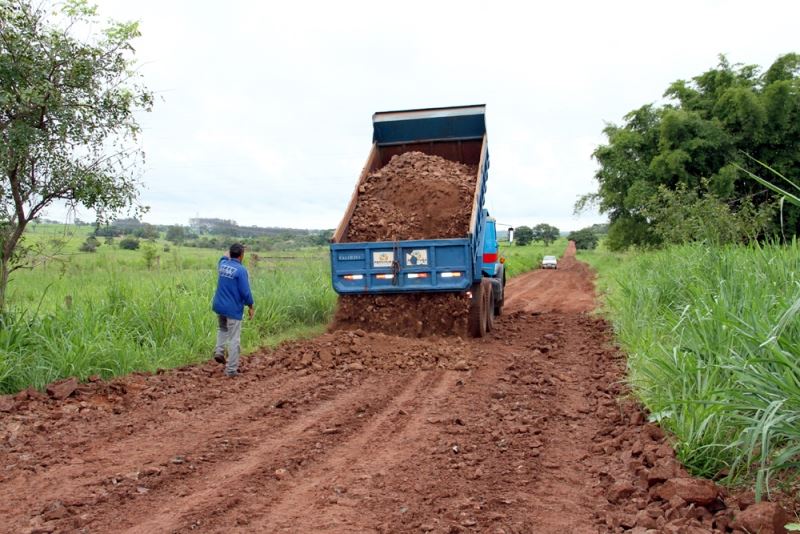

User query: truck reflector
[483,252,498,263]
[375,274,394,280]
[342,274,364,280]
[406,273,429,279]
[440,272,462,278]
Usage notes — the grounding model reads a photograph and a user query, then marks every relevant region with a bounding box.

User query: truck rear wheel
[485,279,495,333]
[468,282,487,338]
[494,271,505,317]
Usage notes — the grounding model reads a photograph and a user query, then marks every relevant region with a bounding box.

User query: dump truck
[330,104,504,337]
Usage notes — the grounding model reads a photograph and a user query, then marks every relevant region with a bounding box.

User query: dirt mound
[331,292,471,338]
[344,151,477,242]
[266,328,480,372]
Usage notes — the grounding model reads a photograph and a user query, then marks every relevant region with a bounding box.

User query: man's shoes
[214,352,226,365]
[224,370,239,378]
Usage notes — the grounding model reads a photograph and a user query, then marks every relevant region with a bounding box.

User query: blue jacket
[212,257,254,320]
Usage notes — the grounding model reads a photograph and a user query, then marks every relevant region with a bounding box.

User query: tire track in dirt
[0,371,325,530]
[95,372,419,533]
[250,370,456,532]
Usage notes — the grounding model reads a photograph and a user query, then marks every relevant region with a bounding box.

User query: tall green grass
[582,242,800,496]
[0,247,336,394]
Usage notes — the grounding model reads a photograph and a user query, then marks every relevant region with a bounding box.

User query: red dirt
[0,244,793,533]
[331,292,471,338]
[343,151,477,242]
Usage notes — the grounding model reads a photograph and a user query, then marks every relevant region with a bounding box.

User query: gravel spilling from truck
[331,292,471,337]
[336,151,478,336]
[344,151,478,242]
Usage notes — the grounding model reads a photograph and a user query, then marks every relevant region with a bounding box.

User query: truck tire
[468,283,487,338]
[484,279,495,333]
[494,271,505,317]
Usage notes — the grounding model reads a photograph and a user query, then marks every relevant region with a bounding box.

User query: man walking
[212,243,255,377]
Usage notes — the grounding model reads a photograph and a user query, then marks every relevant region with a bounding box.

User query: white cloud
[46,0,800,231]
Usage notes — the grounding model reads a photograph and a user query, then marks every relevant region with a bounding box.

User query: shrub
[119,236,140,250]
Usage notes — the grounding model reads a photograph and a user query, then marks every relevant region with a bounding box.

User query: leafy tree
[568,228,599,250]
[166,225,186,244]
[513,225,534,246]
[532,223,560,245]
[0,0,152,310]
[119,236,140,250]
[581,54,800,250]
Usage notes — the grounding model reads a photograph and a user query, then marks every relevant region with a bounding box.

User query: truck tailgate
[331,238,473,294]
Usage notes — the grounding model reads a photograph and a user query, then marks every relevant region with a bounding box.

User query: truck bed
[330,105,489,295]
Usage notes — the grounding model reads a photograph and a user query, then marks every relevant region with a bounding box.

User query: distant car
[541,255,558,269]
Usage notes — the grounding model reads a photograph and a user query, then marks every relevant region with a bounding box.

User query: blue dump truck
[330,105,504,337]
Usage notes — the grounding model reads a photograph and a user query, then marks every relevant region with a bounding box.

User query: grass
[578,241,800,497]
[0,238,335,394]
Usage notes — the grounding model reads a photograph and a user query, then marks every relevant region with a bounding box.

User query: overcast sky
[55,0,800,231]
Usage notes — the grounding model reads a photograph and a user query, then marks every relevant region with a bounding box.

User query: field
[0,224,335,394]
[580,241,800,496]
[0,225,561,394]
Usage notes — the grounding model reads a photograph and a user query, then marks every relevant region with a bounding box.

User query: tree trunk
[0,257,9,314]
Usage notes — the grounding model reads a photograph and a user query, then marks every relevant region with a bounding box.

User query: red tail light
[483,252,498,263]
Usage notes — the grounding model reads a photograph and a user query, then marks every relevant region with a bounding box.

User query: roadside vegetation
[581,242,800,497]
[576,53,800,499]
[0,225,335,394]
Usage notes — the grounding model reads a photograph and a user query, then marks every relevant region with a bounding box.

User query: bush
[79,241,97,253]
[142,245,158,269]
[119,236,140,250]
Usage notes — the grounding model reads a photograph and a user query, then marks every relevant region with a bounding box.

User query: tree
[166,225,186,244]
[0,0,153,310]
[513,225,534,246]
[532,223,560,245]
[568,228,599,250]
[580,54,800,250]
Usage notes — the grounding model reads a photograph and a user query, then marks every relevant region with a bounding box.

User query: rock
[348,362,365,371]
[0,395,15,412]
[732,502,788,534]
[274,468,288,480]
[453,361,470,371]
[319,349,333,364]
[299,353,313,366]
[46,377,79,400]
[607,480,636,503]
[647,458,677,486]
[656,478,719,506]
[41,500,68,521]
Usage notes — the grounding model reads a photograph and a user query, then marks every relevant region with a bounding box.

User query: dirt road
[0,245,764,533]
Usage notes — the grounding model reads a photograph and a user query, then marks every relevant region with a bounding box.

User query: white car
[541,255,558,269]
